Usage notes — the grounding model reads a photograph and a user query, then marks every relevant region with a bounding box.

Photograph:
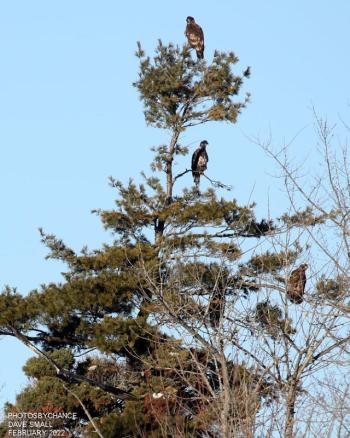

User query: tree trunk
[218,351,231,438]
[155,130,179,242]
[166,131,179,201]
[284,384,297,438]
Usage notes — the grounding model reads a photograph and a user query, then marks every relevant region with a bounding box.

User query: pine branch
[9,325,139,401]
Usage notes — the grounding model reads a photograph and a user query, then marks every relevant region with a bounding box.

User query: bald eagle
[286,264,308,304]
[185,16,205,60]
[192,140,208,187]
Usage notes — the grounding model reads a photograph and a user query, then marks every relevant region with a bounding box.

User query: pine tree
[0,34,337,438]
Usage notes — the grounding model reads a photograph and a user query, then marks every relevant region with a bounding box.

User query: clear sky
[0,0,349,409]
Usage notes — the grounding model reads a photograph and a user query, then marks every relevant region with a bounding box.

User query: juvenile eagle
[286,264,308,304]
[192,140,209,187]
[208,290,224,328]
[185,16,205,60]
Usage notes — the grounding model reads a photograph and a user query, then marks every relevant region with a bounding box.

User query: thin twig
[62,383,105,438]
[173,168,192,183]
[202,173,232,190]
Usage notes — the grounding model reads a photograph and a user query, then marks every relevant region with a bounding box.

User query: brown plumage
[191,140,208,187]
[286,264,308,303]
[185,16,205,60]
[208,290,224,328]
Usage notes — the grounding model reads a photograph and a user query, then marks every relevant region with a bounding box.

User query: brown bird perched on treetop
[286,264,308,304]
[192,140,208,187]
[185,16,205,60]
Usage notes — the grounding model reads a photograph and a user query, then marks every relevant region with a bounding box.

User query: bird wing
[288,269,301,291]
[287,267,306,298]
[295,268,306,291]
[186,23,204,48]
[301,271,306,291]
[197,24,204,45]
[192,148,200,171]
[203,148,209,162]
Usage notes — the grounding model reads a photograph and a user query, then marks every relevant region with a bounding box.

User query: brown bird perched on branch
[286,264,308,303]
[208,290,224,328]
[185,16,205,60]
[192,140,208,187]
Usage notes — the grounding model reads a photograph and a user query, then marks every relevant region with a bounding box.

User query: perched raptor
[286,264,308,304]
[191,140,209,187]
[208,290,224,328]
[185,16,205,60]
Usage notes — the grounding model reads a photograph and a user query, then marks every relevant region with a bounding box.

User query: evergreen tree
[0,33,340,438]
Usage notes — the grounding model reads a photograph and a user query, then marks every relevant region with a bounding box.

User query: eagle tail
[193,172,200,187]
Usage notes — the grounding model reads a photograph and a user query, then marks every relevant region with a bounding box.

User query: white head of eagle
[192,140,209,187]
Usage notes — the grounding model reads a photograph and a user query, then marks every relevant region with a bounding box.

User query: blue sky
[0,0,349,408]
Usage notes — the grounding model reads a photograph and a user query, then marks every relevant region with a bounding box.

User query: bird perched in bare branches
[208,289,224,328]
[192,140,208,188]
[286,264,308,303]
[185,16,205,60]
